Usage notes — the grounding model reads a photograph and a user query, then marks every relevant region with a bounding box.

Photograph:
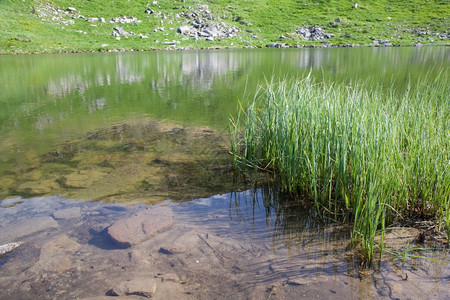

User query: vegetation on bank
[0,0,449,54]
[230,75,449,262]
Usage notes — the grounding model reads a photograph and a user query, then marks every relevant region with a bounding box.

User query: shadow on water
[87,228,123,251]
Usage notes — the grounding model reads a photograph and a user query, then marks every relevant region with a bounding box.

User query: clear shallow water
[0,191,448,299]
[0,47,449,298]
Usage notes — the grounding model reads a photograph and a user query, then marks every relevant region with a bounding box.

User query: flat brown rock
[110,278,158,298]
[107,206,174,248]
[31,235,81,273]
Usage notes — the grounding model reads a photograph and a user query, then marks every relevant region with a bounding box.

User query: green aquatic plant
[384,241,445,266]
[230,74,449,263]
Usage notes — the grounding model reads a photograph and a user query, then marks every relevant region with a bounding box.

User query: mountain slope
[1,0,448,54]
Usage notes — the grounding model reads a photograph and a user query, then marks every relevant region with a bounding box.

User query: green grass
[230,74,449,263]
[1,0,448,54]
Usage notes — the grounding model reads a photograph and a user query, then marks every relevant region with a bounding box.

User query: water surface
[0,47,448,299]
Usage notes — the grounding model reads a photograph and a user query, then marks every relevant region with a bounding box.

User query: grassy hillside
[0,0,449,54]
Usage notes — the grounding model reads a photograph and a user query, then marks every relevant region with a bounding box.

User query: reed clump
[230,75,449,263]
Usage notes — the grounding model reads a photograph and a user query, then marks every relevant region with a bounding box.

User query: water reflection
[1,47,448,134]
[0,47,448,298]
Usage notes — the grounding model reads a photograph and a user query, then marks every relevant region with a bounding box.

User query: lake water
[0,47,448,299]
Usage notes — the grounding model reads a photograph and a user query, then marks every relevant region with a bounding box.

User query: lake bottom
[0,191,448,299]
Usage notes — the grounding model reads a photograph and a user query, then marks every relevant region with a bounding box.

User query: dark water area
[0,47,449,298]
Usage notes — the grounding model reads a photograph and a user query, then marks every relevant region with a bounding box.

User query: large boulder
[107,206,174,248]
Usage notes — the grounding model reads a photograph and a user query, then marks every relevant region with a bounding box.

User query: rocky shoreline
[7,1,444,55]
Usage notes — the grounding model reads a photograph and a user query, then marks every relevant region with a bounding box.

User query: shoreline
[2,42,449,56]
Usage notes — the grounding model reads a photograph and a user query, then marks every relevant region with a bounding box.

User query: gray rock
[267,43,287,48]
[296,26,334,41]
[87,17,104,22]
[0,242,24,257]
[112,26,135,37]
[109,16,141,24]
[177,25,191,35]
[107,206,174,248]
[175,5,239,40]
[67,7,77,12]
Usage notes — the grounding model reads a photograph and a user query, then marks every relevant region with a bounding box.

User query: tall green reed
[230,75,449,263]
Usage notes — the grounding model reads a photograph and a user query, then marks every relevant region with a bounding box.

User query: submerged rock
[31,235,81,273]
[107,206,174,248]
[108,278,158,298]
[0,216,59,241]
[0,242,24,258]
[52,207,82,220]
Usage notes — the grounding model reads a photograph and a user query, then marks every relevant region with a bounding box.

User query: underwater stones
[70,163,150,201]
[52,207,82,220]
[109,278,158,298]
[32,235,81,273]
[0,242,24,258]
[0,216,59,241]
[107,206,174,248]
[63,169,109,188]
[0,175,15,192]
[16,179,59,196]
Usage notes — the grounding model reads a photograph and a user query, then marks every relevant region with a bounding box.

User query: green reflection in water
[0,47,448,202]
